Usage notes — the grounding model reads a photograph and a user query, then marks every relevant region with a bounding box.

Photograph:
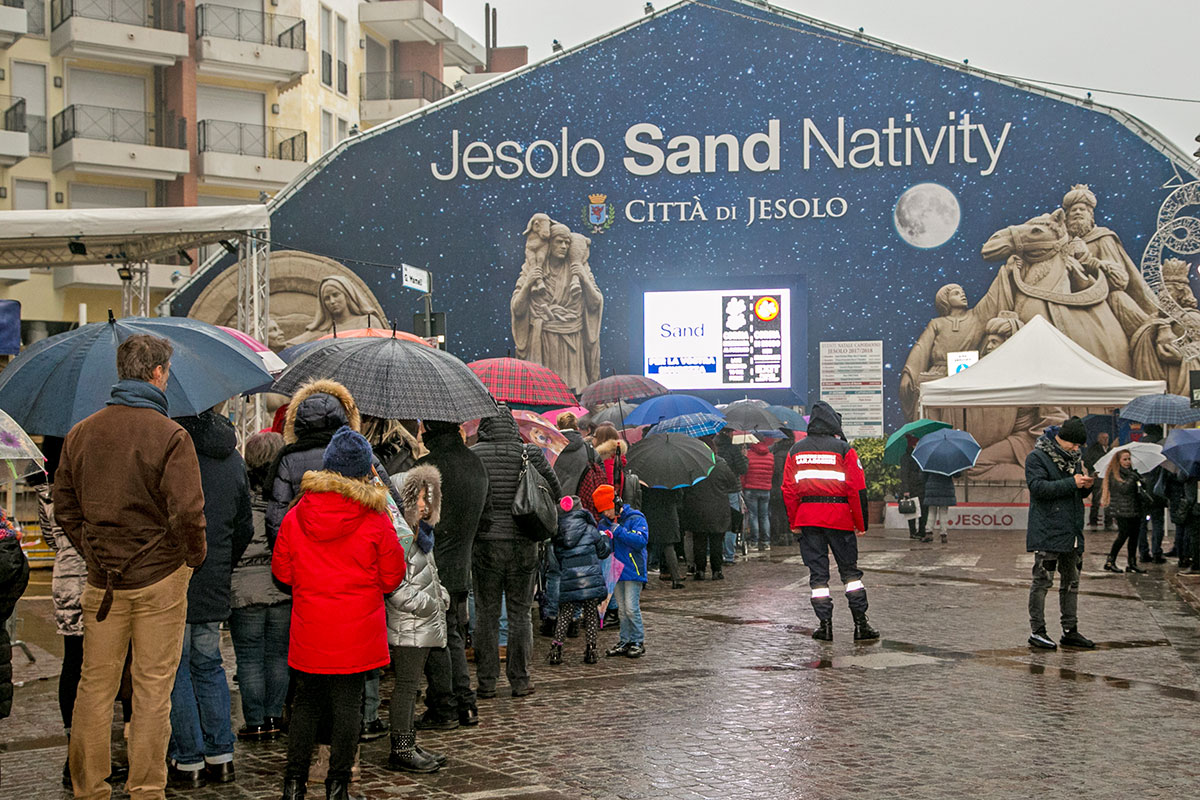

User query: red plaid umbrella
[580,374,668,409]
[467,358,577,407]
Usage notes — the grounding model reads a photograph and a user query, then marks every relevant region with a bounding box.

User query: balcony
[359,70,452,126]
[51,104,189,180]
[443,26,485,70]
[359,0,454,44]
[197,119,307,190]
[195,4,308,85]
[1,0,27,48]
[0,96,29,166]
[50,0,188,67]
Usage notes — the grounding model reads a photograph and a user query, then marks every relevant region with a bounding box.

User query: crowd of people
[8,333,1198,800]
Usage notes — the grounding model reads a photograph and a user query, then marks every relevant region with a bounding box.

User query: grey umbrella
[272,337,497,423]
[722,401,783,431]
[584,401,639,428]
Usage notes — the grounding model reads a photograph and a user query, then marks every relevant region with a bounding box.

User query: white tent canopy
[0,205,270,270]
[919,315,1166,409]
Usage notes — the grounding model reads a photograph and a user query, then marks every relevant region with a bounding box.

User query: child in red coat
[272,427,406,800]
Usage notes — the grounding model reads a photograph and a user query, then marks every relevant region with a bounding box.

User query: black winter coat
[899,451,926,498]
[716,437,748,477]
[1025,442,1089,554]
[922,472,957,507]
[178,412,254,624]
[554,430,595,497]
[1103,466,1142,519]
[413,427,492,593]
[553,506,612,603]
[643,488,683,548]
[471,407,562,541]
[682,456,741,533]
[0,528,30,719]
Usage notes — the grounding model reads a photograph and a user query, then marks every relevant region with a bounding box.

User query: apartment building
[0,0,527,333]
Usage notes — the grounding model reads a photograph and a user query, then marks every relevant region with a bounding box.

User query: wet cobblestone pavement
[5,527,1200,799]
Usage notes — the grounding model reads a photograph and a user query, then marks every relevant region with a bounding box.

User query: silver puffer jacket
[38,485,86,637]
[386,465,449,649]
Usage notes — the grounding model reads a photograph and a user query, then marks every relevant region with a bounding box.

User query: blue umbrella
[1119,393,1200,425]
[911,429,981,477]
[624,394,722,426]
[766,405,807,431]
[1162,428,1200,478]
[278,339,326,364]
[0,316,273,437]
[651,412,727,438]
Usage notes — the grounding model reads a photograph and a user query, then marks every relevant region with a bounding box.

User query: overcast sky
[444,0,1198,157]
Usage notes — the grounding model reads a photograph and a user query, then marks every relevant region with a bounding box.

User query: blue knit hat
[323,426,373,478]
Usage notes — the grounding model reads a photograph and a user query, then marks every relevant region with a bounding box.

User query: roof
[919,315,1166,408]
[0,205,270,270]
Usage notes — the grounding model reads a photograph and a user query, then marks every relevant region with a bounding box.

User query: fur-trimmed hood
[595,439,628,460]
[399,464,442,530]
[283,379,362,444]
[295,469,389,542]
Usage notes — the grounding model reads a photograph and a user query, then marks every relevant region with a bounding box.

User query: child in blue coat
[593,485,649,658]
[549,495,612,665]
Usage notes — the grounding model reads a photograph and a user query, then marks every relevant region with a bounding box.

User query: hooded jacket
[782,402,867,532]
[386,465,450,649]
[600,504,649,584]
[471,406,561,541]
[178,411,254,623]
[272,470,407,673]
[266,379,395,542]
[553,505,613,603]
[413,424,491,593]
[743,442,775,491]
[554,429,595,497]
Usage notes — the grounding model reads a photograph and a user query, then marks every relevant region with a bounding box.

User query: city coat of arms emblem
[583,193,616,234]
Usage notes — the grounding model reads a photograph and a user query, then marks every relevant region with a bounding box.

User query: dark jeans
[390,646,430,736]
[229,603,291,726]
[1028,551,1080,633]
[656,543,681,581]
[798,527,866,620]
[473,539,538,694]
[906,501,930,539]
[1108,516,1140,566]
[421,646,455,721]
[1139,506,1165,560]
[693,531,724,574]
[285,671,365,783]
[168,622,235,766]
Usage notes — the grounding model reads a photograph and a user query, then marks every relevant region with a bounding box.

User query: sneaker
[1060,628,1095,649]
[605,641,631,657]
[713,570,725,580]
[476,687,497,699]
[625,643,645,658]
[1028,629,1057,650]
[360,718,388,742]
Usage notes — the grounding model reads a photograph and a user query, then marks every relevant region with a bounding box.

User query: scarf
[1034,431,1081,477]
[416,520,435,554]
[106,379,168,415]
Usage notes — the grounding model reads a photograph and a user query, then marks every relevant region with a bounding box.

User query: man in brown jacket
[54,334,207,800]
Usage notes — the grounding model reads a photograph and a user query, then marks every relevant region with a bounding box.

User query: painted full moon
[894,183,961,249]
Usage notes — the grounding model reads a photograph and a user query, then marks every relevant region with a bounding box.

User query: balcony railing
[3,0,26,9]
[336,59,347,94]
[320,49,331,86]
[51,0,181,31]
[360,70,452,104]
[2,96,25,133]
[198,119,305,161]
[52,104,186,149]
[195,3,305,50]
[25,0,43,34]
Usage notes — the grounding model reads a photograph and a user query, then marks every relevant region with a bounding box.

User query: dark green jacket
[1025,446,1088,553]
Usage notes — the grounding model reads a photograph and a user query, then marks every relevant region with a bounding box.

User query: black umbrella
[626,433,716,489]
[722,401,782,431]
[584,401,639,428]
[272,337,497,423]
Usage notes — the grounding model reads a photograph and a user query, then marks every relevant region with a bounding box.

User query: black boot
[415,744,447,766]
[852,612,880,641]
[583,644,598,664]
[324,776,365,800]
[812,620,833,641]
[63,759,72,790]
[1126,561,1146,573]
[1103,558,1120,572]
[282,777,307,800]
[386,732,439,774]
[548,642,563,665]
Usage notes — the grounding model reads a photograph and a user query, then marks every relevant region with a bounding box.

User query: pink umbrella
[217,326,286,374]
[542,405,589,425]
[462,411,569,465]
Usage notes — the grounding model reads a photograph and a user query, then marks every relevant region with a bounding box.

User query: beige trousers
[70,565,191,800]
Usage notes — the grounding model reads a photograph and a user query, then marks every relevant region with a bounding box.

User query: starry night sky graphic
[173,0,1194,428]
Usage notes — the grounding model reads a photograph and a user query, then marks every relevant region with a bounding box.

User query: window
[337,117,349,143]
[13,180,49,210]
[335,14,348,94]
[321,109,333,154]
[69,183,147,209]
[11,62,47,154]
[319,6,333,87]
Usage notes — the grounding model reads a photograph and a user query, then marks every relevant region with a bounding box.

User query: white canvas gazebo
[919,315,1166,411]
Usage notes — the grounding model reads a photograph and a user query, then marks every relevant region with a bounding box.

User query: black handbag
[898,496,918,516]
[512,448,558,541]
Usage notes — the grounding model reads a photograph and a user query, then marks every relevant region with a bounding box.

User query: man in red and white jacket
[782,401,879,643]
